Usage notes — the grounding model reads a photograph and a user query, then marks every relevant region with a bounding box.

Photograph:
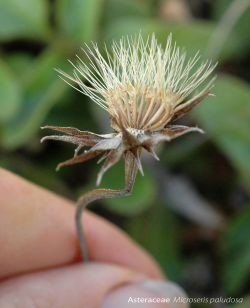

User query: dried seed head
[56,33,216,132]
[43,33,216,185]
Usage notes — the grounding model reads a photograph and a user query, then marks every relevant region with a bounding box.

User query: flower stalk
[76,151,138,261]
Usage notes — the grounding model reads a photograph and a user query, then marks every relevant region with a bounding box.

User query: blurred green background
[0,0,250,306]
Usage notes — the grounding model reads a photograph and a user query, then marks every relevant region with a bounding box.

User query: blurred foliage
[0,0,250,306]
[220,204,250,296]
[0,0,51,41]
[195,74,250,191]
[212,0,250,56]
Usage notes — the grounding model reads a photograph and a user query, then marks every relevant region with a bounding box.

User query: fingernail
[101,279,189,308]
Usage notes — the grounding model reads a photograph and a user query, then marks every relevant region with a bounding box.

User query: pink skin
[0,167,165,307]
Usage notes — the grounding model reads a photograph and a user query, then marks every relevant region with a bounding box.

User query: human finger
[0,167,164,280]
[0,263,187,308]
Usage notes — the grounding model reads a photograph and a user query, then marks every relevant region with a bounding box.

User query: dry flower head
[41,33,216,186]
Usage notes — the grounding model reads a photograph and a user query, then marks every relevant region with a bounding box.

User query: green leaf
[0,0,51,41]
[0,59,21,122]
[55,0,103,43]
[1,44,71,149]
[220,204,250,296]
[194,74,250,192]
[103,18,238,63]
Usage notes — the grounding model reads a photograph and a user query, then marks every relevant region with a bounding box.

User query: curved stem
[76,150,139,262]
